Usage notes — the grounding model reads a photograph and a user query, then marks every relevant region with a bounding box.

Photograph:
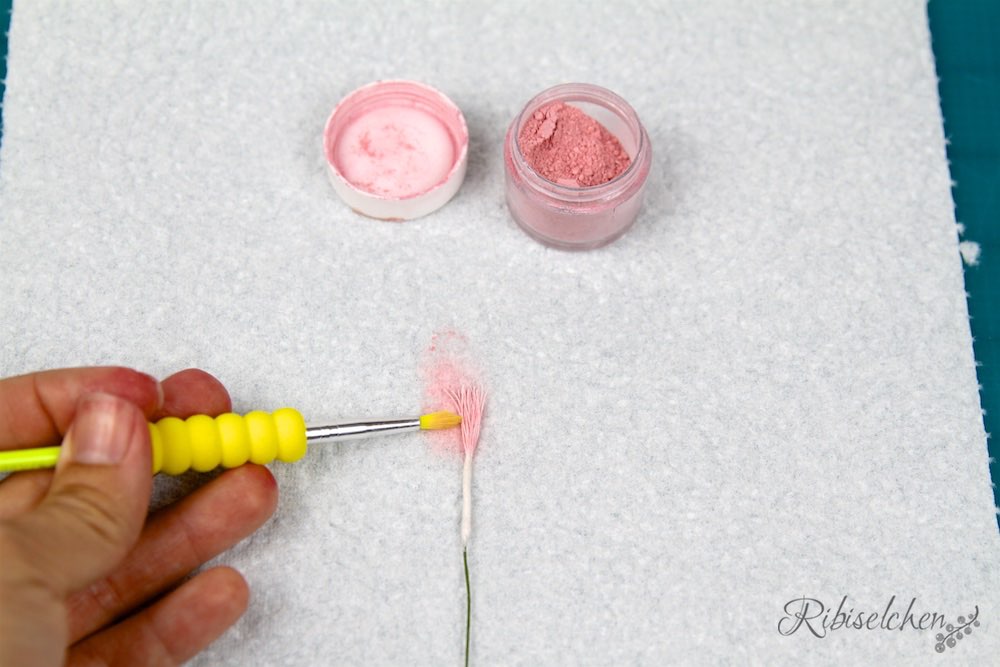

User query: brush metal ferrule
[305,418,421,443]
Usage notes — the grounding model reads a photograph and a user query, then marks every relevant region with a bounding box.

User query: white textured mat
[2,1,998,664]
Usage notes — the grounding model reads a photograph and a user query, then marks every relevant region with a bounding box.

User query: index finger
[0,367,162,451]
[151,368,232,421]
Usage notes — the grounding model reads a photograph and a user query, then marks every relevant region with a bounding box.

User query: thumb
[9,392,153,596]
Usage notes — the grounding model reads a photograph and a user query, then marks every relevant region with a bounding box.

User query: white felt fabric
[2,0,998,664]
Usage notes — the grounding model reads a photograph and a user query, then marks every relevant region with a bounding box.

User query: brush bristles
[419,411,463,430]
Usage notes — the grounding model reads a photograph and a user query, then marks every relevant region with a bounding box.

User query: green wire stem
[464,546,471,667]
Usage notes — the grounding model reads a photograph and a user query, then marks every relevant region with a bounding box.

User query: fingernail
[144,373,164,410]
[64,393,135,465]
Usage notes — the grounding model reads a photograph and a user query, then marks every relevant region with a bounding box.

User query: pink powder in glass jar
[517,102,631,187]
[504,83,652,250]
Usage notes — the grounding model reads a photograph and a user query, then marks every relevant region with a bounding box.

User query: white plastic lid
[323,80,469,221]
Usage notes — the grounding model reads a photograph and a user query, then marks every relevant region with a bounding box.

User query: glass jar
[503,83,652,250]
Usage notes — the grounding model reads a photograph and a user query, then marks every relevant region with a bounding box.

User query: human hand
[0,367,278,666]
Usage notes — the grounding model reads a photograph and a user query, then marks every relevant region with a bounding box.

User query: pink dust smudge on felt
[421,331,485,457]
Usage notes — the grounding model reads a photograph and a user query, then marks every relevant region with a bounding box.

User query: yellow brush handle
[0,446,62,472]
[150,408,308,474]
[0,408,308,475]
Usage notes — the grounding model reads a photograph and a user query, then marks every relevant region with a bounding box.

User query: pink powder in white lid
[324,80,468,221]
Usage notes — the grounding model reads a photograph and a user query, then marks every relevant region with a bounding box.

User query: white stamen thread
[462,454,473,545]
[446,384,485,547]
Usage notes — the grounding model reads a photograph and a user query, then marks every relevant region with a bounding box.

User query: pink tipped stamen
[444,383,486,548]
[422,333,484,667]
[446,384,486,458]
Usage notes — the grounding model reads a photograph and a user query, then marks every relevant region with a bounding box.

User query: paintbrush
[0,409,461,474]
